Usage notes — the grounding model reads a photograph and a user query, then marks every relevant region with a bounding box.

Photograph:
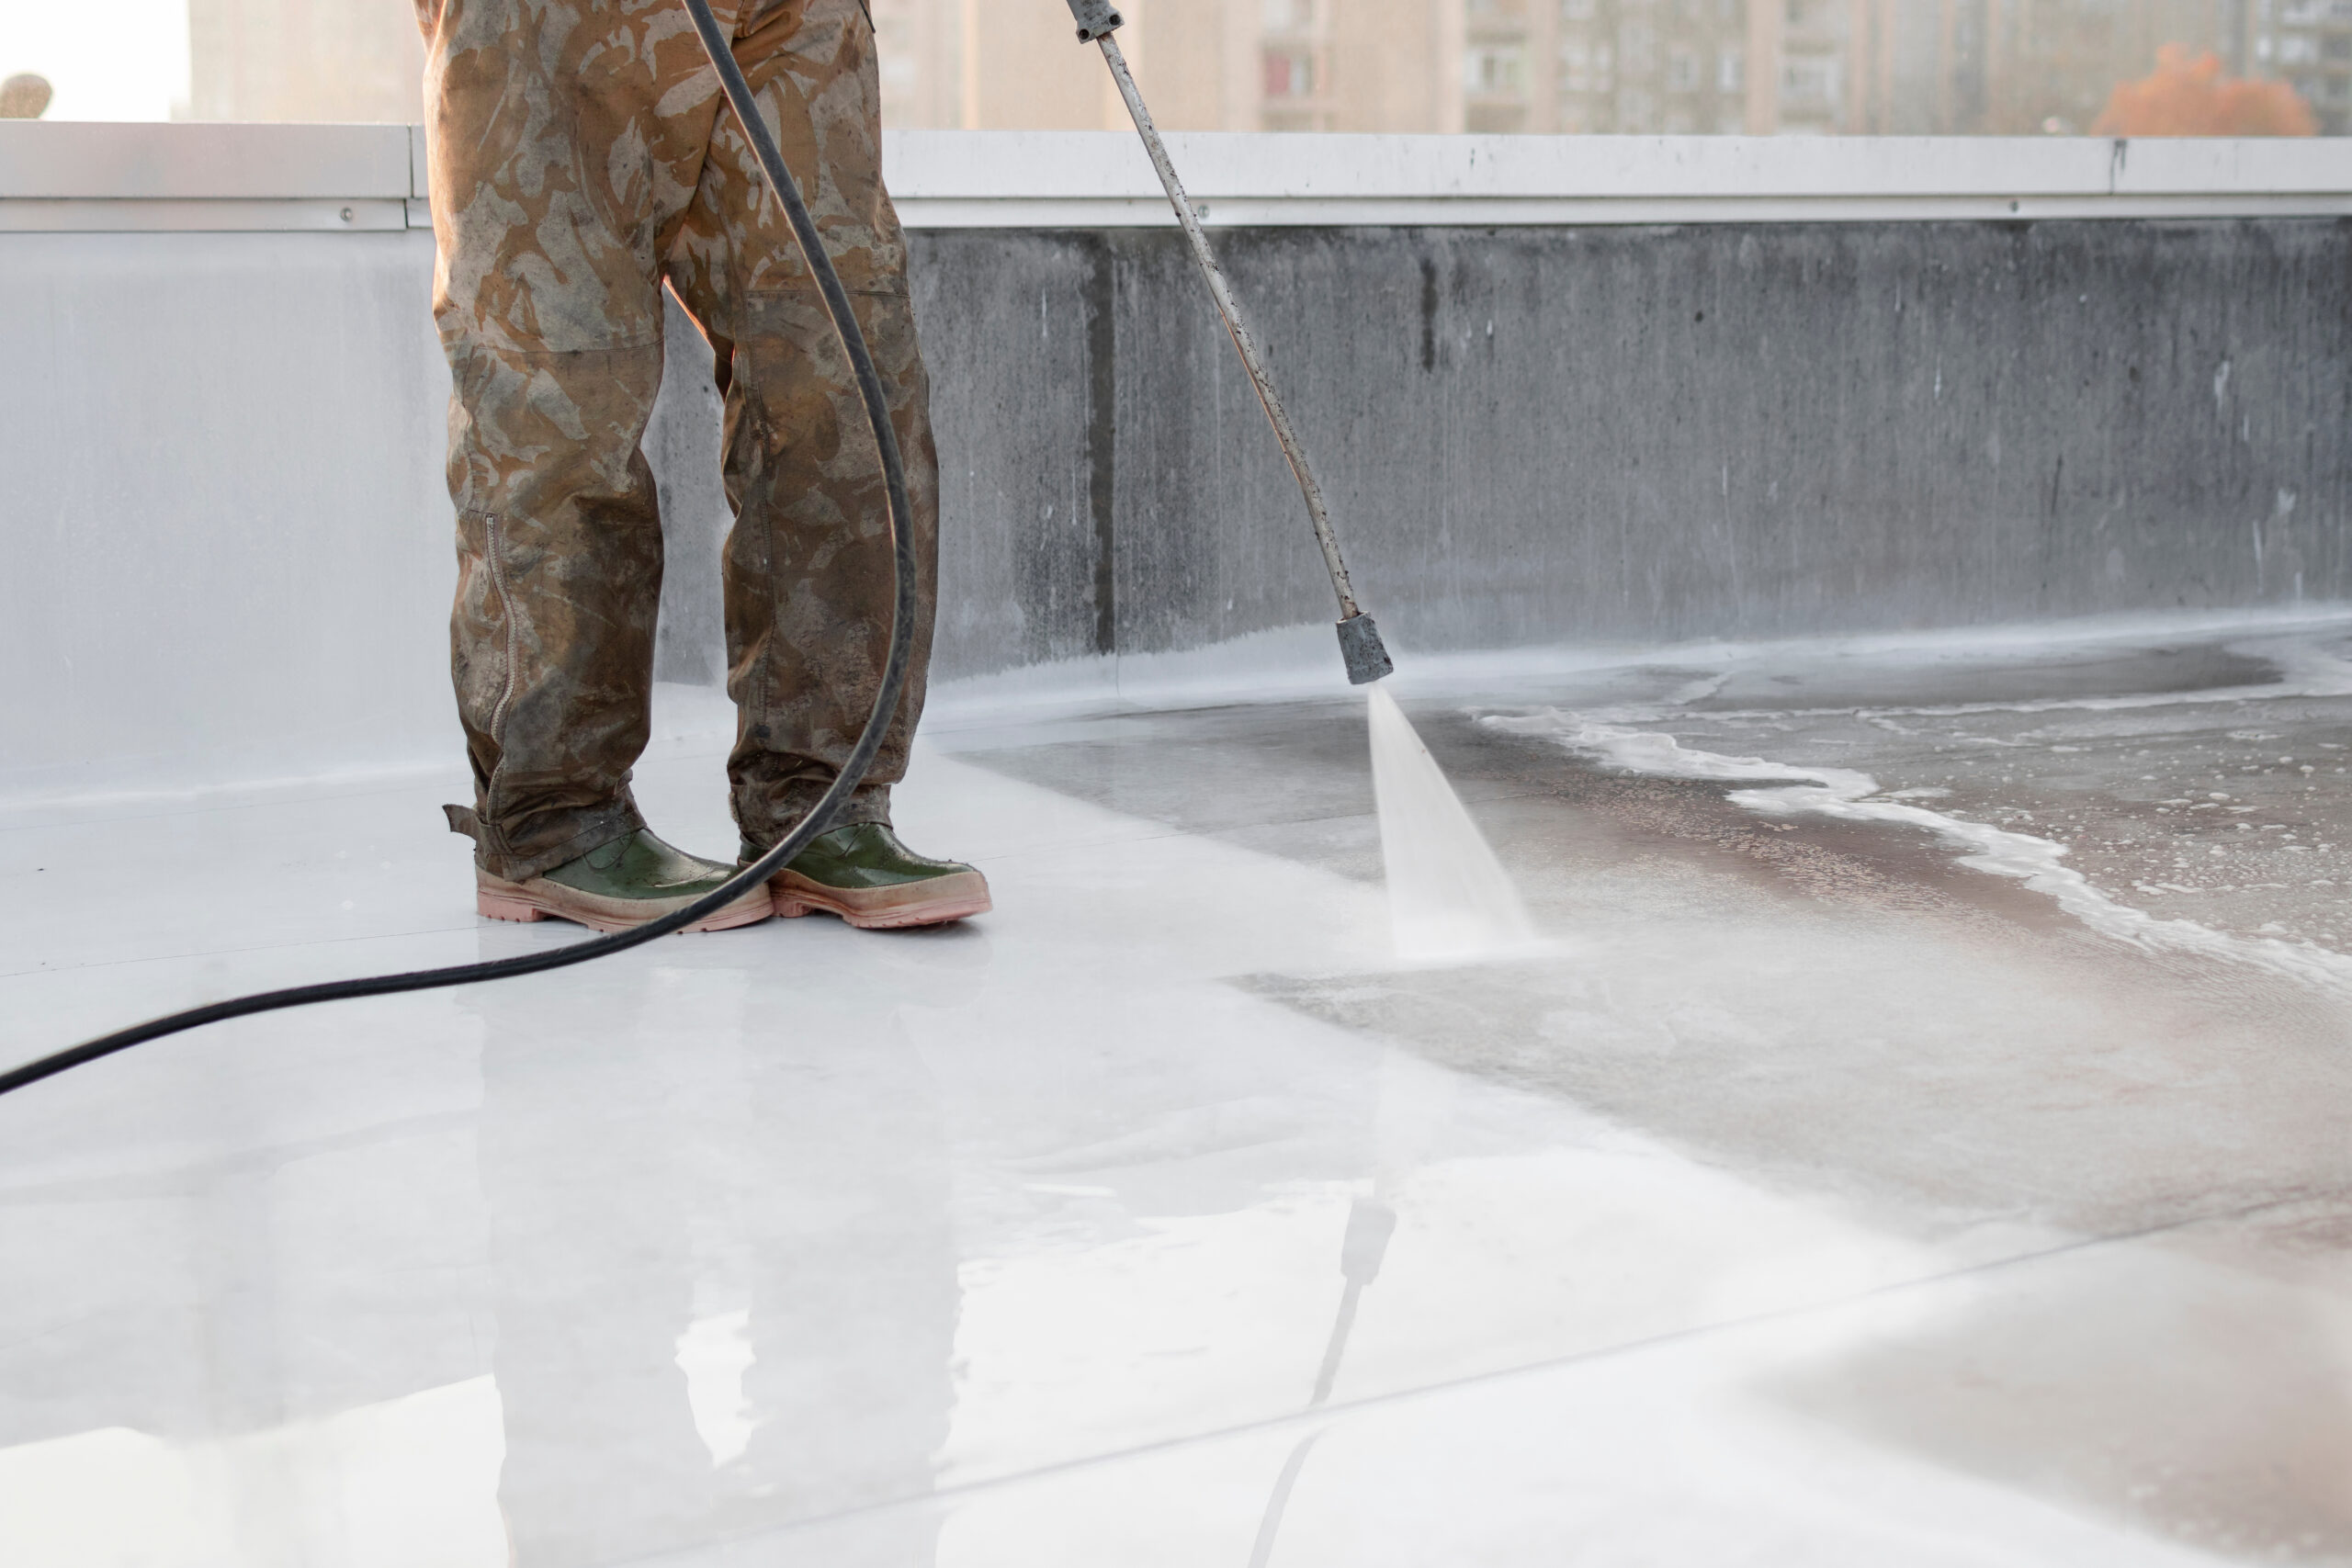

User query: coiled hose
[0,0,917,1100]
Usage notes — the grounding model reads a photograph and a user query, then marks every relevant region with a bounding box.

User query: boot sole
[477,872,773,934]
[770,869,992,930]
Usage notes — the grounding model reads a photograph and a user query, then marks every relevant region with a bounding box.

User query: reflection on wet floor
[3,614,2350,1565]
[1772,1195,2352,1563]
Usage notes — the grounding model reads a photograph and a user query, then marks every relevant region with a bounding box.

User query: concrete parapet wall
[658,213,2352,682]
[891,218,2352,675]
[4,125,2349,799]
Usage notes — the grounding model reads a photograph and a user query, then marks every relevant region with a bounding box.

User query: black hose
[0,0,918,1101]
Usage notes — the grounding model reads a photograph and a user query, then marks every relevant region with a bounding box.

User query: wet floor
[3,614,2349,1565]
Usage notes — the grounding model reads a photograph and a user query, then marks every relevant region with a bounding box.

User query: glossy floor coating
[6,615,2352,1567]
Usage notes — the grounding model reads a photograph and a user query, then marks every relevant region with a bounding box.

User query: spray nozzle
[1338,614,1394,685]
[1065,0,1124,41]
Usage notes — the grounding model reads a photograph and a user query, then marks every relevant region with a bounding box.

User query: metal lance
[1066,0,1394,685]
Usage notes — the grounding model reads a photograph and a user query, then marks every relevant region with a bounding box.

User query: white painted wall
[0,230,448,805]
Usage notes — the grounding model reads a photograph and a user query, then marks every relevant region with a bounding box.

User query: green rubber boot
[477,829,773,933]
[744,823,992,930]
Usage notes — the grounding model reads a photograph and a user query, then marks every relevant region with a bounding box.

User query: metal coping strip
[6,193,2348,233]
[4,127,2350,232]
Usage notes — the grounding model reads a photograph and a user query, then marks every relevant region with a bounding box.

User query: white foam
[1369,686,1538,963]
[1488,711,2352,995]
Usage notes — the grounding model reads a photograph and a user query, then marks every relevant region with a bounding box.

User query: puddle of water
[1368,685,1535,961]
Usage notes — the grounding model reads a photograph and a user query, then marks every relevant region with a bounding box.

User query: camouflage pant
[418,0,938,880]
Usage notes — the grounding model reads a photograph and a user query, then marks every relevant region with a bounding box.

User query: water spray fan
[1066,0,1394,686]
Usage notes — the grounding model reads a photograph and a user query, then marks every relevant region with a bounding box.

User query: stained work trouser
[418,0,939,881]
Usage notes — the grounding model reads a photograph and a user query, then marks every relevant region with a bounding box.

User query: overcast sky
[0,1,190,120]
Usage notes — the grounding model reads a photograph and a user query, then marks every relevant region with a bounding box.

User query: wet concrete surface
[938,617,2352,1562]
[947,621,2352,957]
[7,617,2352,1564]
[1772,1191,2352,1564]
[945,642,2352,1239]
[1624,644,2352,956]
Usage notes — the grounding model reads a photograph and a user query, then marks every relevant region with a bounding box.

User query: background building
[184,0,425,122]
[1872,1,2257,136]
[2253,0,2352,133]
[171,0,2326,135]
[872,0,2320,136]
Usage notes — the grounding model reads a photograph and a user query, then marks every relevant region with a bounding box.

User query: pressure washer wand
[1067,0,1393,685]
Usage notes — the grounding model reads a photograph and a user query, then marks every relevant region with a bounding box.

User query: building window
[1263,48,1316,97]
[1718,47,1743,91]
[1262,0,1316,30]
[1465,44,1528,96]
[1668,47,1700,91]
[1561,39,1614,92]
[1782,55,1837,107]
[1618,19,1656,74]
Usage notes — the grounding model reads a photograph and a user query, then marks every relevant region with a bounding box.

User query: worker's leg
[422,0,727,881]
[664,0,943,854]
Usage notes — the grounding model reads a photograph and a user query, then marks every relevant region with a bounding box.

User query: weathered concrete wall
[640,219,2352,686]
[895,219,2351,672]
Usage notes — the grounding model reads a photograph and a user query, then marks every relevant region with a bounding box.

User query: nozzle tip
[1066,0,1124,39]
[1337,614,1393,685]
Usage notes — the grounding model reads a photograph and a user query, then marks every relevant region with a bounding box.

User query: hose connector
[1337,614,1393,685]
[1065,0,1124,41]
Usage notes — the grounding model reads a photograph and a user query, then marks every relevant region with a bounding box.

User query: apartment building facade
[869,0,2281,138]
[2256,0,2352,132]
[175,0,2330,136]
[184,0,425,122]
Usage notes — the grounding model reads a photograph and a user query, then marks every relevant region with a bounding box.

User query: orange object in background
[2095,44,2317,137]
